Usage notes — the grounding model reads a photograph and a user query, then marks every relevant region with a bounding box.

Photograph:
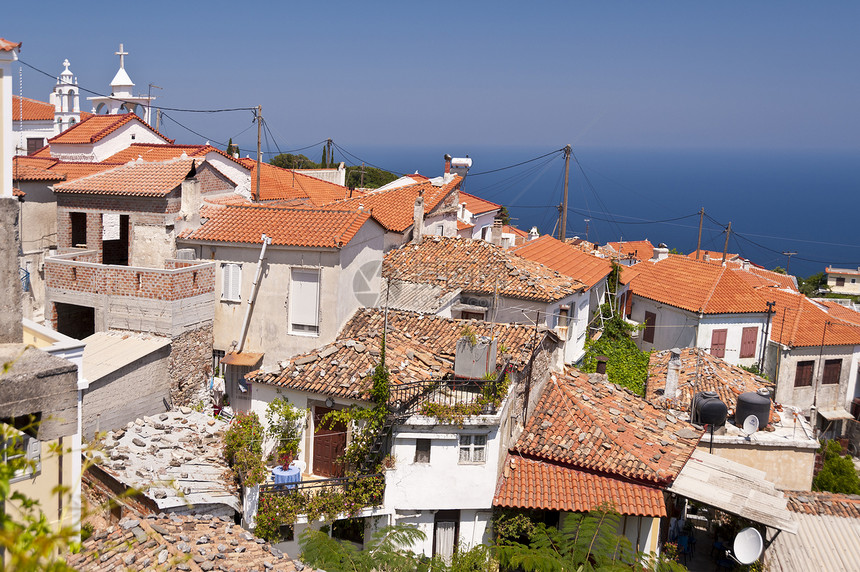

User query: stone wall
[0,198,22,342]
[167,323,214,407]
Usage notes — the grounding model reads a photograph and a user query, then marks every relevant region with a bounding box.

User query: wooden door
[313,407,347,477]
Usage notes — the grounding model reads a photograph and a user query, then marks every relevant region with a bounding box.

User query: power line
[329,141,404,176]
[17,59,256,114]
[467,148,565,176]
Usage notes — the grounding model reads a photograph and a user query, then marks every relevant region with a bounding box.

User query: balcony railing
[388,375,506,418]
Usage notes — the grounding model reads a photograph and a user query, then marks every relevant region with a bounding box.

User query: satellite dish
[743,415,759,435]
[733,527,763,565]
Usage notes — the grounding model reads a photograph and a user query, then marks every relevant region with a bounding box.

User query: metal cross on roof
[115,43,128,69]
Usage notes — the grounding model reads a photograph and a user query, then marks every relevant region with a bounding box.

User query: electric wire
[467,148,564,176]
[17,59,256,113]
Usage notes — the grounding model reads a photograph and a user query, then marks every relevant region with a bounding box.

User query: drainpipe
[237,234,272,353]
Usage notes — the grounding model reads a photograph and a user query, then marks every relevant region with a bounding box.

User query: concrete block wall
[82,344,171,439]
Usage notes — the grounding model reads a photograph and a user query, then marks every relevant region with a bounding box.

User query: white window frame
[221,263,242,302]
[2,427,41,483]
[458,434,487,464]
[290,267,321,336]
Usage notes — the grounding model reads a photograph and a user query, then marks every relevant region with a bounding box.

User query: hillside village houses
[6,36,860,570]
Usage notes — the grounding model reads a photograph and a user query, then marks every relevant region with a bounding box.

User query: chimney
[664,348,682,400]
[703,252,710,262]
[180,176,202,220]
[491,217,503,246]
[412,190,425,244]
[742,259,750,271]
[528,226,539,241]
[651,245,670,262]
[444,154,452,175]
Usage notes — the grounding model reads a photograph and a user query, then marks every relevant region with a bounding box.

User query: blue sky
[6,1,859,153]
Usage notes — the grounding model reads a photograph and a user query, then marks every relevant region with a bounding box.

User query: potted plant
[265,397,306,471]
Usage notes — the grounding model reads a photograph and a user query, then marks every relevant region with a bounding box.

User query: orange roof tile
[456,220,474,231]
[13,188,24,198]
[629,255,770,314]
[826,266,860,276]
[12,95,54,121]
[180,204,371,248]
[687,250,740,262]
[460,191,500,215]
[13,156,64,181]
[252,308,540,400]
[246,162,351,206]
[513,235,612,290]
[48,161,124,182]
[327,176,461,232]
[29,145,52,158]
[815,299,860,327]
[502,225,528,238]
[383,236,586,303]
[493,455,667,516]
[786,491,860,518]
[647,348,774,416]
[765,287,860,347]
[606,240,654,262]
[105,142,248,170]
[48,114,173,145]
[514,368,701,485]
[0,39,21,52]
[53,158,195,197]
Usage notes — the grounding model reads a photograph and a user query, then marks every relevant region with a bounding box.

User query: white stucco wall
[50,122,168,162]
[773,344,860,415]
[695,314,768,367]
[630,297,698,352]
[14,120,54,155]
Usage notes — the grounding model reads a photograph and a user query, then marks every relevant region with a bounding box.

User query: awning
[818,408,854,421]
[220,351,264,367]
[668,449,798,533]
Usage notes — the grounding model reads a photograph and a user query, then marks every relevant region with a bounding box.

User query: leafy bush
[265,397,306,469]
[813,439,860,494]
[581,314,650,395]
[224,412,266,486]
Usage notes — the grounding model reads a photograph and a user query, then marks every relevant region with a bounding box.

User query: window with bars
[823,359,842,385]
[220,263,241,302]
[458,434,486,464]
[414,439,431,463]
[795,360,814,387]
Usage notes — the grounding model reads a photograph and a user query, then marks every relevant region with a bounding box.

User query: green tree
[798,272,828,297]
[346,165,398,189]
[226,138,239,157]
[813,439,860,494]
[270,153,319,170]
[771,266,787,275]
[498,206,511,226]
[321,146,328,168]
[0,422,79,571]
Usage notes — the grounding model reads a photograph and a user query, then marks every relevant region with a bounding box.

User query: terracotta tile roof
[513,234,612,290]
[686,250,740,262]
[67,513,296,571]
[48,161,124,182]
[503,225,528,238]
[245,162,351,205]
[29,145,52,157]
[493,455,667,517]
[513,368,701,486]
[12,156,64,181]
[460,191,500,215]
[606,240,654,262]
[826,266,860,276]
[252,308,540,400]
[53,158,195,197]
[816,299,860,327]
[786,491,860,518]
[105,142,248,170]
[383,236,586,303]
[457,220,474,231]
[629,255,770,314]
[647,348,774,416]
[48,114,173,145]
[13,188,24,198]
[730,262,799,290]
[326,176,461,232]
[12,95,54,121]
[180,205,371,248]
[765,287,860,347]
[0,38,21,52]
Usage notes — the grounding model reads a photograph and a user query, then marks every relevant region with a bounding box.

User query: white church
[13,44,155,155]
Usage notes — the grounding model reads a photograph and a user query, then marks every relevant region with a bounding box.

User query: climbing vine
[581,309,650,395]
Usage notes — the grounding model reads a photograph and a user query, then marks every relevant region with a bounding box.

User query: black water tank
[691,391,728,427]
[736,389,771,429]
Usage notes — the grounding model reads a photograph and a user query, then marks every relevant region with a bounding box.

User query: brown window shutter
[625,291,633,317]
[836,277,846,287]
[740,327,758,358]
[795,360,814,387]
[643,311,656,343]
[710,329,728,358]
[823,359,842,385]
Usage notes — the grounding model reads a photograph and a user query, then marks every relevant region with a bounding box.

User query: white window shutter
[222,264,241,301]
[291,269,320,330]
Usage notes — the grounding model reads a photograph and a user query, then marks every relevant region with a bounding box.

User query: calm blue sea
[331,145,859,279]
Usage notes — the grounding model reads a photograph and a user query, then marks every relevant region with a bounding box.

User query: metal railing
[259,473,384,501]
[388,376,502,417]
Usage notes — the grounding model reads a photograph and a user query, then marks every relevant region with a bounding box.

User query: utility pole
[147,83,162,127]
[759,300,776,371]
[255,105,262,203]
[721,222,732,265]
[695,207,704,260]
[326,138,333,168]
[360,162,366,188]
[558,144,572,241]
[782,251,797,275]
[584,219,590,242]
